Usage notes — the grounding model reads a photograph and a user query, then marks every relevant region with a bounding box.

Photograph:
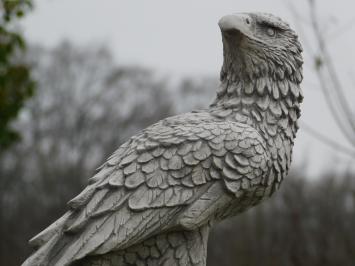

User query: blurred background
[1,0,355,265]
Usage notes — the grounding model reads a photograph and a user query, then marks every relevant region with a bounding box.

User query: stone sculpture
[22,12,303,266]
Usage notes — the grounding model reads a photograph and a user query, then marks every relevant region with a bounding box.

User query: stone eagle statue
[22,12,303,266]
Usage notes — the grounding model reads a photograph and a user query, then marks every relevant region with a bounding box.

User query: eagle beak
[218,14,253,39]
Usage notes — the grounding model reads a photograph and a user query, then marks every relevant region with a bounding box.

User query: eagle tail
[21,212,71,266]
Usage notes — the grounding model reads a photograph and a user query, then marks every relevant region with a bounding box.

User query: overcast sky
[21,0,355,175]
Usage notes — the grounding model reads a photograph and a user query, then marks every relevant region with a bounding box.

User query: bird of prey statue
[22,12,303,266]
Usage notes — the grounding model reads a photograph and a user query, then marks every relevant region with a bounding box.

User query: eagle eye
[266,28,276,37]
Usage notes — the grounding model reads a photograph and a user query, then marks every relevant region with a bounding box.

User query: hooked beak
[218,13,253,40]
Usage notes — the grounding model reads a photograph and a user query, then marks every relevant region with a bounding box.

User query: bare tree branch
[301,121,355,158]
[309,0,355,138]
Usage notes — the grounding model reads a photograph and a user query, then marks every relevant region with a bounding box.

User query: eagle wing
[22,112,269,266]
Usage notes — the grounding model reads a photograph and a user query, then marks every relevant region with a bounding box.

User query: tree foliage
[0,0,35,149]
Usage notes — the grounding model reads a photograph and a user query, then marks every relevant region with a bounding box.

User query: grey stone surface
[22,12,303,266]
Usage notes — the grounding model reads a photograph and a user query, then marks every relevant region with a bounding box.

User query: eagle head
[219,12,303,84]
